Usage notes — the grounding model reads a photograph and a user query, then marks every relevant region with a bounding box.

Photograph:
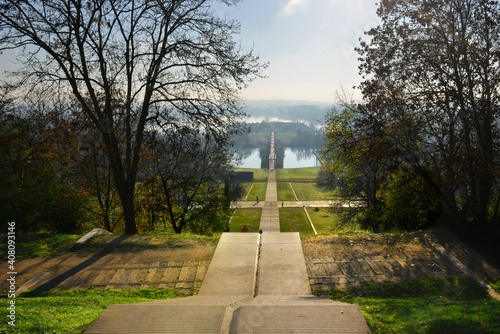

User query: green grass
[277,183,296,201]
[0,287,185,334]
[306,208,368,234]
[279,208,313,234]
[0,234,82,260]
[246,182,267,202]
[80,232,220,254]
[276,166,321,180]
[0,231,219,261]
[290,182,336,200]
[315,278,500,334]
[229,208,262,233]
[233,168,269,180]
[237,182,254,200]
[490,278,500,294]
[357,297,500,333]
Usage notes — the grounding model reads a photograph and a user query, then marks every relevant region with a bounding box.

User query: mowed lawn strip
[277,183,296,201]
[237,182,254,201]
[276,166,320,180]
[306,208,368,234]
[229,208,262,233]
[290,182,335,201]
[279,208,313,235]
[246,182,267,202]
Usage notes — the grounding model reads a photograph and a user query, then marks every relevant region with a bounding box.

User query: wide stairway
[85,133,371,333]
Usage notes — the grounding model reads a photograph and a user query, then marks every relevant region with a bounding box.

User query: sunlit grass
[0,288,185,334]
[229,208,262,233]
[0,234,82,260]
[279,208,313,234]
[246,182,267,202]
[277,183,296,201]
[236,182,254,200]
[276,166,321,180]
[306,208,368,234]
[315,278,500,334]
[290,182,336,200]
[79,232,220,254]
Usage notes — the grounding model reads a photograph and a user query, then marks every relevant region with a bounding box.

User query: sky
[220,0,381,103]
[0,0,381,104]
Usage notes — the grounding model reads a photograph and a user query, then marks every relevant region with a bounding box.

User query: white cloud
[280,0,310,16]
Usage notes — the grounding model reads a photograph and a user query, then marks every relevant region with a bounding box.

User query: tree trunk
[117,185,138,234]
[103,213,111,232]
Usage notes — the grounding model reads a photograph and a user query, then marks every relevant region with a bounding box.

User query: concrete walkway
[86,132,371,333]
[258,169,280,233]
[232,199,363,209]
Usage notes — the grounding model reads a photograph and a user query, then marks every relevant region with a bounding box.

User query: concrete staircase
[85,132,371,333]
[85,233,370,333]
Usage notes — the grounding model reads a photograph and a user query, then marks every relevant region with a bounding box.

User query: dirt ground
[0,234,216,295]
[302,230,500,291]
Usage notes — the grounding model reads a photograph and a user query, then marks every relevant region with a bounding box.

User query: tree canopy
[0,0,266,233]
[324,0,500,231]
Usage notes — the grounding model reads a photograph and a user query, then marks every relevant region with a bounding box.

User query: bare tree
[0,0,265,233]
[148,126,235,233]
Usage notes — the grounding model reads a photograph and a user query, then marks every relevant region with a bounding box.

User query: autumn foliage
[323,0,500,232]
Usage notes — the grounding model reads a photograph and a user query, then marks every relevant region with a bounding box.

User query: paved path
[232,199,361,209]
[258,169,280,233]
[86,132,371,333]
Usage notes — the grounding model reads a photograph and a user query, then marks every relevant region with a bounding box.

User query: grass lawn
[276,166,321,180]
[279,208,313,234]
[306,208,368,234]
[245,182,267,202]
[0,234,82,260]
[0,288,185,334]
[237,182,254,200]
[229,208,262,233]
[233,168,269,181]
[277,183,296,201]
[315,278,500,334]
[290,182,336,201]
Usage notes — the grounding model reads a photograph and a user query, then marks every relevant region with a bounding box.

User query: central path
[259,169,279,233]
[260,132,279,233]
[86,132,371,333]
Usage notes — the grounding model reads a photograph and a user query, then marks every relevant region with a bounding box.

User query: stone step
[85,304,226,334]
[85,296,371,333]
[231,304,370,333]
[198,233,259,296]
[257,233,311,295]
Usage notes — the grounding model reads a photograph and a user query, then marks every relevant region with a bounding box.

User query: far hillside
[248,121,315,133]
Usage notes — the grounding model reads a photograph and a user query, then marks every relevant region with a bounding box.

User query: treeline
[323,0,500,234]
[0,102,242,235]
[233,122,324,150]
[244,102,328,126]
